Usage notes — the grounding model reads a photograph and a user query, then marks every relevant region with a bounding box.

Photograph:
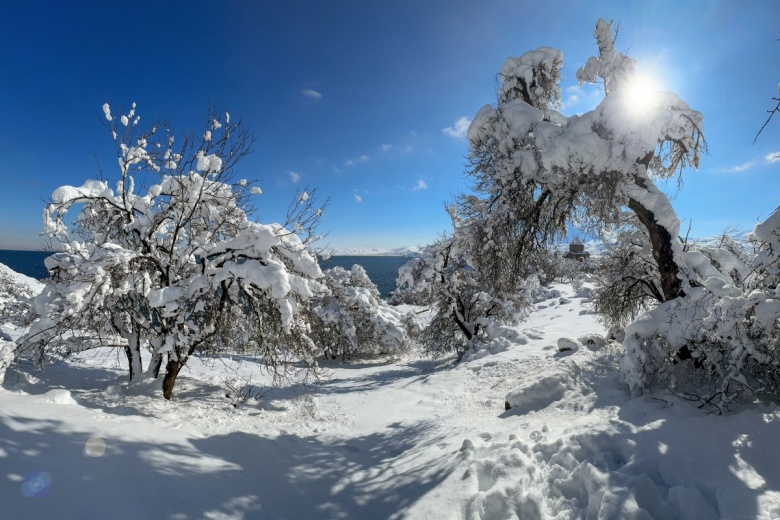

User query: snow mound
[534,286,561,303]
[556,337,580,352]
[505,374,570,414]
[578,333,609,352]
[36,389,78,405]
[466,323,531,360]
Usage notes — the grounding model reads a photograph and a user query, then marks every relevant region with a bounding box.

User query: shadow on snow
[0,412,457,519]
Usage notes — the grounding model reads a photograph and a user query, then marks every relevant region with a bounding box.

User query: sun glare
[623,73,662,117]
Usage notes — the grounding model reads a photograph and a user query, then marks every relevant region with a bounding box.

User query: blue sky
[1,0,779,251]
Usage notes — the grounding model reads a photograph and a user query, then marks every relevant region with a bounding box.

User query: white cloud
[302,89,322,100]
[728,161,757,173]
[380,143,392,152]
[288,170,301,183]
[354,194,363,203]
[559,84,602,114]
[765,152,780,163]
[442,117,471,139]
[413,179,427,191]
[560,85,582,110]
[721,152,780,173]
[346,155,370,167]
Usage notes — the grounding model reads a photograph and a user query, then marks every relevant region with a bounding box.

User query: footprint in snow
[524,329,544,340]
[529,426,549,442]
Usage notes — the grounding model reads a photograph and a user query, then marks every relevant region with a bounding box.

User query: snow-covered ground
[1,265,779,519]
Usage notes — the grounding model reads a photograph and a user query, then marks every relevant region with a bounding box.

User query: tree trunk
[148,351,163,378]
[162,357,183,400]
[452,297,475,342]
[626,159,686,303]
[124,332,143,383]
[627,196,684,301]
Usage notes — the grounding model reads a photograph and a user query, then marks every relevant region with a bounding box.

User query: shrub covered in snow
[395,238,532,361]
[621,216,780,410]
[309,265,411,361]
[0,264,43,329]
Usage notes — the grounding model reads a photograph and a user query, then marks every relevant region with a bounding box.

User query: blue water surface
[0,250,409,298]
[0,250,51,281]
[320,256,409,298]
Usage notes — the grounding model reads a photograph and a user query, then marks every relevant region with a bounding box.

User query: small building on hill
[564,237,590,262]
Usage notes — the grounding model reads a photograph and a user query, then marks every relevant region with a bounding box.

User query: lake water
[0,250,409,299]
[319,256,409,298]
[0,250,51,281]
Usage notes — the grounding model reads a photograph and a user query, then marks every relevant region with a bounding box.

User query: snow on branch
[21,103,326,400]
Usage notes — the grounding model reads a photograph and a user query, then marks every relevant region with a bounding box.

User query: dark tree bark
[162,358,183,400]
[628,196,684,302]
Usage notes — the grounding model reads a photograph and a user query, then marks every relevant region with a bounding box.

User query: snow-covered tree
[406,19,705,361]
[391,243,444,306]
[308,265,411,361]
[18,104,326,399]
[394,235,532,361]
[460,18,780,409]
[466,20,704,310]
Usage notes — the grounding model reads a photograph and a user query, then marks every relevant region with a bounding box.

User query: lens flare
[21,471,52,499]
[85,436,106,457]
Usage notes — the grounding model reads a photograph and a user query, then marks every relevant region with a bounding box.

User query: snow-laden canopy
[22,104,327,399]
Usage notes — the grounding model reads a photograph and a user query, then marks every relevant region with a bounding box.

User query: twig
[754,97,780,144]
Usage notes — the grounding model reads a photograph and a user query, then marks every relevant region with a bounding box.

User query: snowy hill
[1,263,779,519]
[327,230,754,259]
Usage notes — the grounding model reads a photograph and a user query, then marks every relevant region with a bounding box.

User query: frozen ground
[1,265,779,519]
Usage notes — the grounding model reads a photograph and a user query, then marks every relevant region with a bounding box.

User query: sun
[622,72,662,117]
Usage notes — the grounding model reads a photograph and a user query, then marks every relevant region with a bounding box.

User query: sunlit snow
[1,264,779,519]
